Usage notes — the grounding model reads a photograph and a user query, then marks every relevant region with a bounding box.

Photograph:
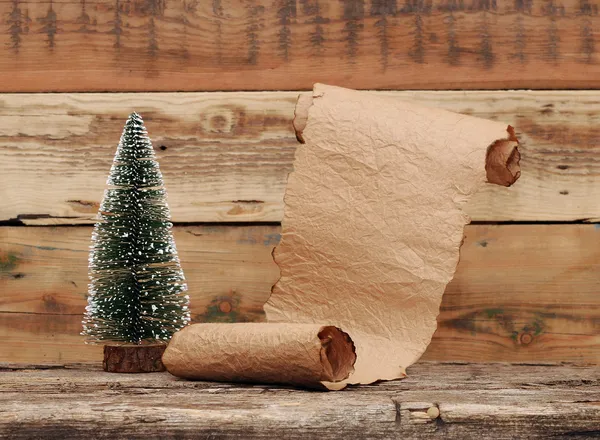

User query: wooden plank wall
[2,224,599,364]
[0,0,598,366]
[0,0,599,90]
[2,92,600,224]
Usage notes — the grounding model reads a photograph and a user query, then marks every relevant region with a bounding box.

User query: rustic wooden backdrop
[0,0,598,366]
[1,0,600,90]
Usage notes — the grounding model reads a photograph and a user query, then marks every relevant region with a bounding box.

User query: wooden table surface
[1,362,598,439]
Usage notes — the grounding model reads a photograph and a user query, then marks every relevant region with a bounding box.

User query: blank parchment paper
[265,84,520,385]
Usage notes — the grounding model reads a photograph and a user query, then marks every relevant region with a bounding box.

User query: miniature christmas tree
[82,113,190,354]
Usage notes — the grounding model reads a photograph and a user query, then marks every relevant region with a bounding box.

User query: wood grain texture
[2,91,600,224]
[0,0,599,91]
[1,224,598,365]
[0,225,280,365]
[0,364,598,439]
[422,224,600,364]
[102,344,167,373]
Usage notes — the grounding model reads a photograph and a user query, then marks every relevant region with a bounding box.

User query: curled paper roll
[162,323,356,390]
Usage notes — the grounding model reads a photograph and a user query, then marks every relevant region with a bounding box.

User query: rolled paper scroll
[266,84,520,385]
[163,323,356,390]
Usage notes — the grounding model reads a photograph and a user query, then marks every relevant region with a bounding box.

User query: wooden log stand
[103,344,167,373]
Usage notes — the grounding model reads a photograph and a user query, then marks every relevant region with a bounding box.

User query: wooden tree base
[103,344,167,373]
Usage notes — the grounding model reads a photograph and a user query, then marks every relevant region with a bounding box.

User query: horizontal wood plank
[1,224,598,365]
[2,91,600,224]
[421,224,600,364]
[0,0,599,91]
[0,364,598,439]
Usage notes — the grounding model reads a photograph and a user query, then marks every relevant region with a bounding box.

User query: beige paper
[266,84,520,385]
[162,323,356,390]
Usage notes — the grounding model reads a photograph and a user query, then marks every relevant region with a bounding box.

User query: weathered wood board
[0,0,599,91]
[2,91,600,224]
[1,224,598,365]
[0,364,598,439]
[0,225,279,318]
[421,224,600,364]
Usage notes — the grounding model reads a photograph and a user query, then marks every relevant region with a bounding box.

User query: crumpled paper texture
[265,84,520,385]
[163,323,356,390]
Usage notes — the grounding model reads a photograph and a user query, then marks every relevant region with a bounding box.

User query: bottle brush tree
[82,113,190,369]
